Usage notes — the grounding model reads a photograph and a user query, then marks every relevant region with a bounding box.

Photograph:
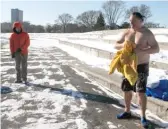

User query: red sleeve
[22,33,30,51]
[10,34,15,54]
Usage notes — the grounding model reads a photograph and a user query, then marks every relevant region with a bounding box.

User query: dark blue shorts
[121,63,149,93]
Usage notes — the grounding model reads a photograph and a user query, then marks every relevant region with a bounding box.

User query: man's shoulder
[143,28,156,42]
[143,27,153,35]
[122,28,130,36]
[124,28,131,33]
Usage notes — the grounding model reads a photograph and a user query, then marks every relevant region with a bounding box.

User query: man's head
[13,22,22,34]
[129,12,145,30]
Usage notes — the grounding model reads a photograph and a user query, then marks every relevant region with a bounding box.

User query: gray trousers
[15,52,28,81]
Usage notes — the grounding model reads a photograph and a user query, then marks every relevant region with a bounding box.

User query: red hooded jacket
[10,22,30,55]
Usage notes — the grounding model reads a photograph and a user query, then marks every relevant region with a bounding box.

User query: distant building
[11,9,23,23]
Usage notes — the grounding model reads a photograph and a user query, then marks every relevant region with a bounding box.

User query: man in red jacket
[10,22,30,84]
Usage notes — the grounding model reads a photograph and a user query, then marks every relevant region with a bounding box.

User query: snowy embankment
[1,29,168,86]
[1,33,168,127]
[1,28,168,64]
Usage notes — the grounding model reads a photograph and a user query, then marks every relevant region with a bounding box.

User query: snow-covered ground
[5,37,166,88]
[1,30,168,64]
[32,39,168,127]
[1,44,90,129]
[1,35,168,85]
[1,28,168,42]
[54,40,168,86]
[1,37,168,128]
[58,38,168,64]
[1,84,88,129]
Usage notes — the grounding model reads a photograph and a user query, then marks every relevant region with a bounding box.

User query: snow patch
[76,118,88,129]
[107,121,117,129]
[92,88,103,94]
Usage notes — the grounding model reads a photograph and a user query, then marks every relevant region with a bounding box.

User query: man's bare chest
[125,32,148,48]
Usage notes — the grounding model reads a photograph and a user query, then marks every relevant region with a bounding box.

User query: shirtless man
[115,12,160,127]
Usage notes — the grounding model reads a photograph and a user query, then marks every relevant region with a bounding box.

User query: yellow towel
[108,40,138,86]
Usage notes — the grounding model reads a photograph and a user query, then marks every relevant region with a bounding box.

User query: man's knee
[124,91,132,100]
[137,92,146,99]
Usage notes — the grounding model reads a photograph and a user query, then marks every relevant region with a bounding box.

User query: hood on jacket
[12,22,23,34]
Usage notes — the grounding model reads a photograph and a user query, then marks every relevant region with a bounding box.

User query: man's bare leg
[138,92,147,118]
[124,91,133,112]
[117,91,132,119]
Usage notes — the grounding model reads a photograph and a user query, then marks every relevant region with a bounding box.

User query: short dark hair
[132,12,145,21]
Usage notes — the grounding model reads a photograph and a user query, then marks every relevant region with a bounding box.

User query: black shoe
[117,112,132,119]
[141,117,149,128]
[15,80,22,83]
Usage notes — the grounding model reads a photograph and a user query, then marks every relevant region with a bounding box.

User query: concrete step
[63,37,168,50]
[59,40,168,70]
[68,61,168,121]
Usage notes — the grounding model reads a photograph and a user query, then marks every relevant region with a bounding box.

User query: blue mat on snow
[1,86,13,94]
[146,79,168,101]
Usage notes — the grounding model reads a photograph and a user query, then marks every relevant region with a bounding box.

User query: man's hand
[115,43,124,50]
[16,48,22,53]
[12,53,15,58]
[114,29,128,50]
[134,47,141,54]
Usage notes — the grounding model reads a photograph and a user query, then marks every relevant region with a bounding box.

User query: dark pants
[121,63,149,93]
[15,52,28,81]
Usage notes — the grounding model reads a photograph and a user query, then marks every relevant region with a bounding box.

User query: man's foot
[15,80,22,83]
[141,117,149,128]
[117,112,132,119]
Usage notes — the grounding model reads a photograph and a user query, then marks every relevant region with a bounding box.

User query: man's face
[129,15,142,30]
[15,27,21,33]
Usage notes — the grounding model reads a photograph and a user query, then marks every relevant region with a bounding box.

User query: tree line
[1,1,165,33]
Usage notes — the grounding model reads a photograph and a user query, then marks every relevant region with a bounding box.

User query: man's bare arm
[114,30,128,50]
[143,32,160,54]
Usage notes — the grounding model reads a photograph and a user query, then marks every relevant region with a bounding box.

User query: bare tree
[56,13,73,33]
[102,0,125,29]
[22,21,31,32]
[34,25,45,33]
[120,22,130,28]
[94,12,106,30]
[45,24,53,33]
[145,22,161,28]
[125,4,152,22]
[1,22,46,33]
[139,4,152,20]
[76,10,100,29]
